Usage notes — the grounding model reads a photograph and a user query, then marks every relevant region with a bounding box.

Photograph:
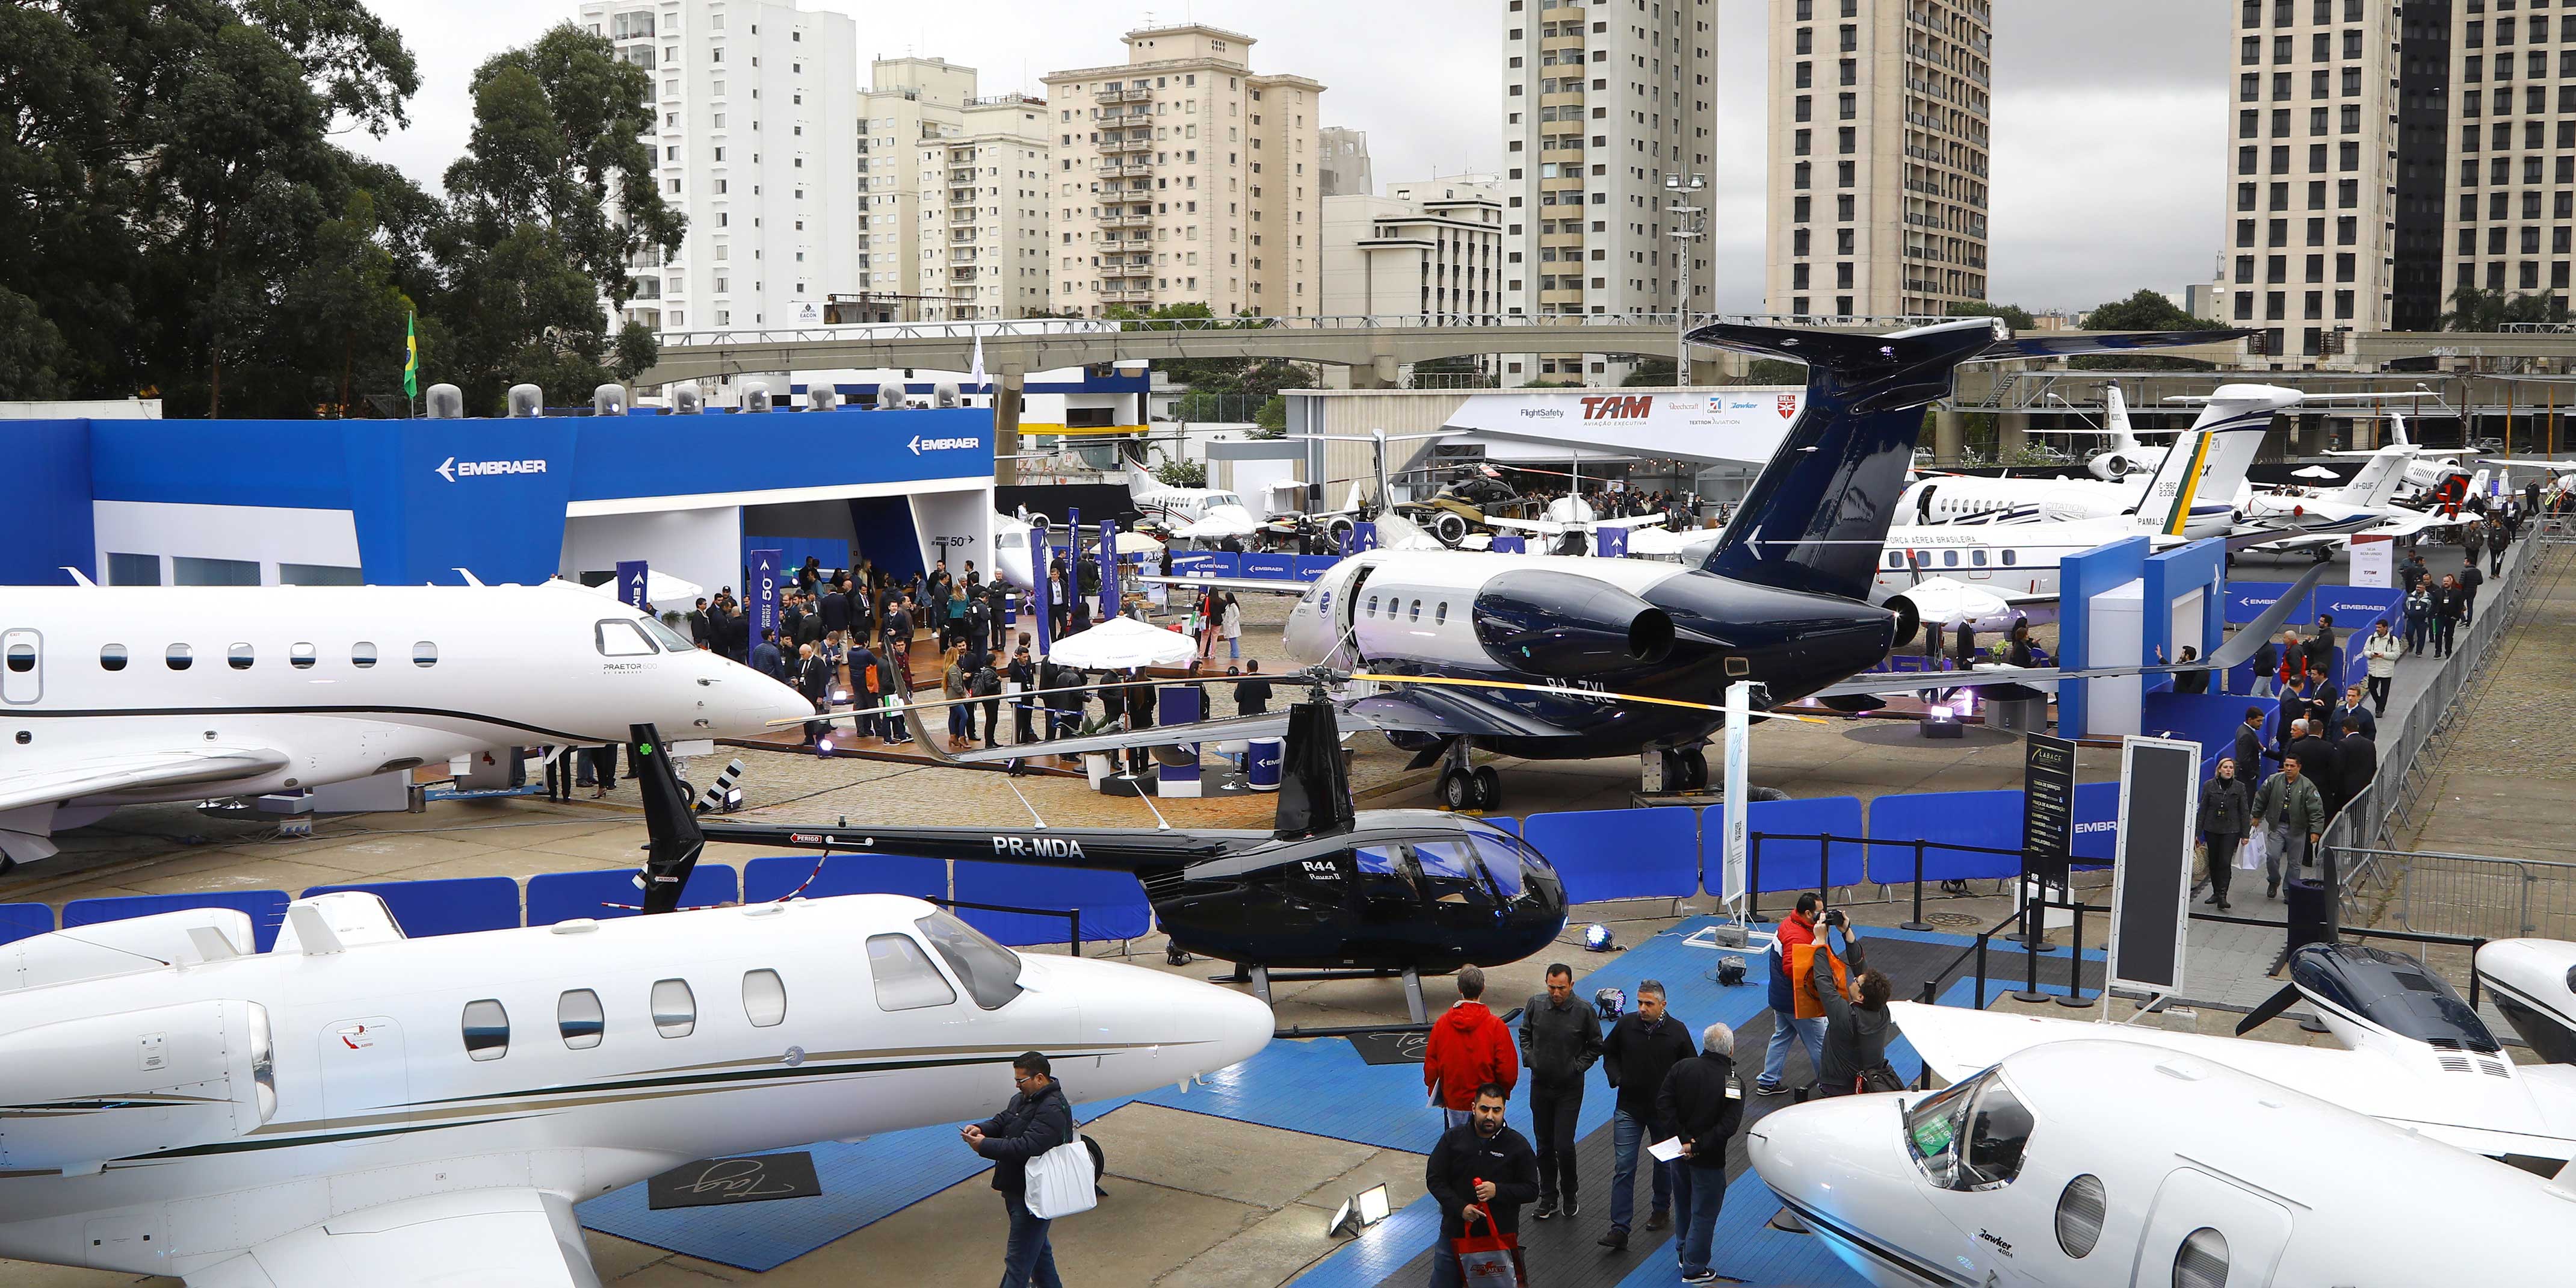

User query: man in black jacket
[1424,1083,1539,1288]
[2337,717,2377,811]
[1596,980,1693,1250]
[2234,708,2268,776]
[963,1051,1074,1288]
[1233,660,1274,717]
[1657,1023,1743,1286]
[1517,963,1603,1221]
[2282,719,2342,821]
[2303,613,2337,681]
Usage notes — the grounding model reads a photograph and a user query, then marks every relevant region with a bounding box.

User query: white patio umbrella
[1108,529,1165,554]
[1046,614,1196,670]
[583,568,705,609]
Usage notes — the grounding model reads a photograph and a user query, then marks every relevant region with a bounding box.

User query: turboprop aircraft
[1892,941,2576,1175]
[2022,384,2169,480]
[0,799,1273,1283]
[1747,1039,2575,1288]
[942,318,2262,810]
[701,692,1567,1022]
[0,579,813,868]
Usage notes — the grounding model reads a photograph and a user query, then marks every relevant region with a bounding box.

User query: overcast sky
[350,0,2230,315]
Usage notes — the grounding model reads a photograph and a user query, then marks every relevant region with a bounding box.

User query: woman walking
[2198,757,2253,911]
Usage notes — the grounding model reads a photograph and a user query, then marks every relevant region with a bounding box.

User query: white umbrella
[1109,529,1166,554]
[2291,465,2340,480]
[1046,614,1196,670]
[584,568,705,608]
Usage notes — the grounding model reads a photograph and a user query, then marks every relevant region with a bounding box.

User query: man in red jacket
[1425,965,1519,1129]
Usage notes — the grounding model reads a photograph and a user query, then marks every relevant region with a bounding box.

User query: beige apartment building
[2213,0,2405,362]
[1320,176,1507,319]
[1764,0,1992,321]
[918,96,1053,320]
[2442,2,2576,312]
[1042,25,1326,317]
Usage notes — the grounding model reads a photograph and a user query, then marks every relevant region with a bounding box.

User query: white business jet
[1128,471,1268,543]
[2025,385,2170,480]
[2482,937,2576,1065]
[0,580,813,866]
[0,887,1270,1284]
[1747,1039,2574,1288]
[1890,941,2576,1174]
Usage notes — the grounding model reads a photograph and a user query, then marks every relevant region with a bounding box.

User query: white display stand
[2083,578,2143,737]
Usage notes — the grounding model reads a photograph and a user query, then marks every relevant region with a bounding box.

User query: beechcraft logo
[435,456,548,482]
[907,434,981,455]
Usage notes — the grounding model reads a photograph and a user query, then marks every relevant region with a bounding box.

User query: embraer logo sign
[907,434,982,455]
[1580,394,1655,420]
[434,456,549,483]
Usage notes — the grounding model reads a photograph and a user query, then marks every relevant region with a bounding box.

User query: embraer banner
[1437,387,1804,465]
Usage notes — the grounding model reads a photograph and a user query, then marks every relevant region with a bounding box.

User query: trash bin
[2283,876,2334,950]
[1246,738,1285,791]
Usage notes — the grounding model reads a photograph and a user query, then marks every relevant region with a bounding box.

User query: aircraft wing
[1484,514,1670,535]
[0,746,292,814]
[1137,574,1317,596]
[1344,683,1573,739]
[183,1187,599,1288]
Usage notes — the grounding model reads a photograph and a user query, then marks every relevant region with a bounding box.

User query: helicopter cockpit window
[1355,845,1404,875]
[1905,1068,2037,1192]
[1466,835,1527,897]
[1410,840,1491,906]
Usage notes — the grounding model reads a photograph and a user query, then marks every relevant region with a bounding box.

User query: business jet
[0,880,1270,1285]
[945,317,2262,809]
[1891,941,2576,1174]
[2022,384,2170,480]
[1128,471,1268,544]
[1747,1039,2574,1288]
[2482,937,2576,1065]
[0,580,814,867]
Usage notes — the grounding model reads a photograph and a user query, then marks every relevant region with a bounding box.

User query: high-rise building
[1498,0,1718,385]
[576,0,858,332]
[2440,2,2576,319]
[918,96,1054,320]
[1042,25,1327,317]
[2392,1,2452,332]
[1320,126,1374,196]
[2214,0,2407,362]
[1762,0,1991,323]
[1321,177,1506,318]
[856,58,980,318]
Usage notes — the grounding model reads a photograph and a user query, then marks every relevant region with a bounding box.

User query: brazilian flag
[403,312,418,399]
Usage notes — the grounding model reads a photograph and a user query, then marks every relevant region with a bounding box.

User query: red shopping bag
[1452,1202,1527,1287]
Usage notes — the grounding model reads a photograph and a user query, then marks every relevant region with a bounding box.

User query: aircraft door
[2128,1167,2293,1288]
[319,1016,407,1145]
[2,629,37,704]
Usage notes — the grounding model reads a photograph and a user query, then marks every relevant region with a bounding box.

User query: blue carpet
[1607,1169,1868,1288]
[575,1095,1134,1271]
[1285,1194,1447,1288]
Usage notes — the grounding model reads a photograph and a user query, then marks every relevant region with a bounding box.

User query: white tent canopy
[582,568,705,610]
[1045,614,1195,670]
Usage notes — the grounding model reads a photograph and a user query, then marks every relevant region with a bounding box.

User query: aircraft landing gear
[1655,745,1711,793]
[1436,740,1502,811]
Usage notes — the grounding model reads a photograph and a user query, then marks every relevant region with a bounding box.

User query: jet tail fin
[2132,385,2299,536]
[1686,320,2247,601]
[2332,445,2414,508]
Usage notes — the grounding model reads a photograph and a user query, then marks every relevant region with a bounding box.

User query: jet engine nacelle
[1884,594,1921,650]
[1471,569,1676,677]
[0,999,274,1170]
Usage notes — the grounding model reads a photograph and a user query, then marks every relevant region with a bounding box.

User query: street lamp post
[1664,173,1707,385]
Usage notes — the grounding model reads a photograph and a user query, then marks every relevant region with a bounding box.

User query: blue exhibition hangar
[0,406,997,594]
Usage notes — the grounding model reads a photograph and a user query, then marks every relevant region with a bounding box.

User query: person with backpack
[847,641,880,740]
[963,1051,1075,1288]
[1808,912,1894,1098]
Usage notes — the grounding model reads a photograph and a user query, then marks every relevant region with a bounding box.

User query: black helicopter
[623,692,1571,1023]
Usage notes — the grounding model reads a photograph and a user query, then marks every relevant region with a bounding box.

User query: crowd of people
[1406,912,1891,1286]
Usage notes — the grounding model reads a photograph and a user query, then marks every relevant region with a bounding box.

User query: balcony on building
[1097,208,1155,229]
[1095,85,1151,105]
[1100,133,1152,157]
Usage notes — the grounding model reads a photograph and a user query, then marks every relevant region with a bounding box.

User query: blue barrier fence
[63,891,291,952]
[1864,791,2024,883]
[1700,797,1868,893]
[1522,808,1700,902]
[954,863,1154,946]
[303,878,522,938]
[744,853,946,903]
[0,902,54,946]
[525,867,741,926]
[1157,551,1341,586]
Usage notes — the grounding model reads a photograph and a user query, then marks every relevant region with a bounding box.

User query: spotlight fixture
[815,737,835,755]
[1328,1183,1393,1237]
[1922,703,1963,740]
[1584,923,1616,952]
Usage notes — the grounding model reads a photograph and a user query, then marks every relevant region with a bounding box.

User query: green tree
[2070,288,2228,370]
[1947,300,2038,330]
[1151,450,1206,488]
[1620,358,1678,386]
[1253,394,1287,435]
[1719,358,1808,386]
[2441,285,2571,330]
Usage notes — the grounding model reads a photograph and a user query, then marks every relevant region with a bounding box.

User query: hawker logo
[434,456,548,483]
[994,835,1088,859]
[908,433,981,455]
[1581,394,1655,420]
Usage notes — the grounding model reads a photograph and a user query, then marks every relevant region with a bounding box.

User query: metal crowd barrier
[2345,847,2576,941]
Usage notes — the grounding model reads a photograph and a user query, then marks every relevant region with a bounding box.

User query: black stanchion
[2055,895,2090,1007]
[2011,870,2049,1003]
[1900,839,1934,932]
[1744,833,1768,925]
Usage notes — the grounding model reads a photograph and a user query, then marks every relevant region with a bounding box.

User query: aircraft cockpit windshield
[916,911,1024,1009]
[1904,1067,2036,1192]
[639,615,695,652]
[1203,492,1244,510]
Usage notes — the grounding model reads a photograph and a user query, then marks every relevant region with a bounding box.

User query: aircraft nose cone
[1749,1096,1948,1286]
[1058,957,1273,1092]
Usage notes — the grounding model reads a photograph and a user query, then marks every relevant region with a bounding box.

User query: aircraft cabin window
[227,643,254,670]
[413,641,438,668]
[290,642,317,669]
[99,644,127,672]
[558,989,605,1048]
[1435,602,1448,625]
[5,641,32,673]
[650,977,696,1037]
[1941,551,1959,568]
[1367,595,1380,616]
[2002,550,2018,566]
[916,911,1024,1010]
[461,999,509,1060]
[166,644,192,671]
[866,933,959,1011]
[1409,599,1422,622]
[741,968,787,1026]
[2173,1228,2229,1288]
[1971,551,1987,567]
[597,620,659,657]
[352,642,378,668]
[2055,1174,2107,1259]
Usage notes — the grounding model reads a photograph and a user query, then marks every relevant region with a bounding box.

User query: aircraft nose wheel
[1439,766,1504,812]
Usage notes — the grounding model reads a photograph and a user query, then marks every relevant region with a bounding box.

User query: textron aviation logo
[907,434,982,455]
[434,456,548,482]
